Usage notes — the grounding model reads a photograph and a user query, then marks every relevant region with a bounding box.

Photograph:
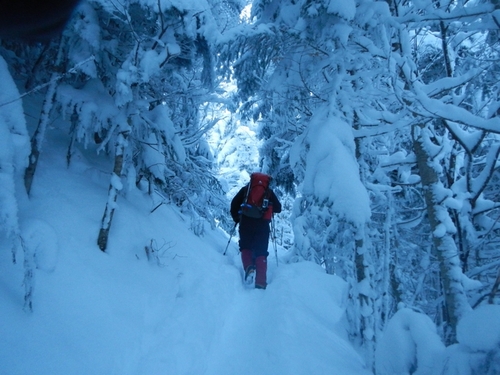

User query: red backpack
[240,173,273,220]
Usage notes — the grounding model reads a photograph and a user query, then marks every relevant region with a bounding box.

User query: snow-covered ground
[2,66,499,375]
[0,123,371,374]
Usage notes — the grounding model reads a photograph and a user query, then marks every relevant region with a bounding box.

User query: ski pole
[271,217,278,266]
[223,222,238,255]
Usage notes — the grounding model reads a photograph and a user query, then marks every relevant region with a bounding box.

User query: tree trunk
[352,131,376,366]
[24,38,66,195]
[20,237,35,312]
[413,124,470,343]
[354,229,375,369]
[97,132,128,252]
[24,77,58,194]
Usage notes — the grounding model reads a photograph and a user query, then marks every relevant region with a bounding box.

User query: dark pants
[238,216,270,257]
[239,217,270,287]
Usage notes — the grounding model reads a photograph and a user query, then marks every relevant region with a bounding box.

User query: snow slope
[0,124,371,374]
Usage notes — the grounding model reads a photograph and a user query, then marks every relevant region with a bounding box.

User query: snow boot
[254,256,267,289]
[241,249,253,271]
[241,249,255,285]
[244,265,256,285]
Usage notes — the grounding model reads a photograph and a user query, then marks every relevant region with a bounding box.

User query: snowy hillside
[0,123,371,375]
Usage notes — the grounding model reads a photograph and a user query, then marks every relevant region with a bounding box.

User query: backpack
[240,173,272,219]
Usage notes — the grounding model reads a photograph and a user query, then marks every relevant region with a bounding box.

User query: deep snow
[0,121,371,375]
[2,60,499,375]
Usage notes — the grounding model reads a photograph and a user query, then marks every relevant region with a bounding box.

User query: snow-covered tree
[218,0,384,358]
[0,56,32,310]
[3,0,238,251]
[218,0,500,360]
[3,1,500,372]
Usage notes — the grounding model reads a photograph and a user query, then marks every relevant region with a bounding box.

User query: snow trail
[202,261,370,375]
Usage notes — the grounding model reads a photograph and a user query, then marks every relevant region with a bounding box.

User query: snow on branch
[0,56,95,110]
[395,3,494,24]
[298,107,370,225]
[421,69,482,99]
[414,82,500,134]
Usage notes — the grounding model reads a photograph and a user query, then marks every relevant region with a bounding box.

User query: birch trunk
[413,124,470,343]
[21,237,35,312]
[353,133,376,366]
[24,38,66,195]
[97,132,128,252]
[24,77,58,194]
[354,229,375,369]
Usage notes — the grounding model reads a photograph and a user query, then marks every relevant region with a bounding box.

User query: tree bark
[413,124,470,343]
[24,77,58,195]
[354,231,375,369]
[24,38,65,195]
[97,131,128,252]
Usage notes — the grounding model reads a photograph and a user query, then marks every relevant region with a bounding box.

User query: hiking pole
[271,216,278,267]
[223,222,238,255]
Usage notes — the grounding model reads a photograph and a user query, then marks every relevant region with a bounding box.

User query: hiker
[230,173,282,289]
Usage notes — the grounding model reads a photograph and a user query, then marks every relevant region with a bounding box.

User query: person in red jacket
[230,174,282,289]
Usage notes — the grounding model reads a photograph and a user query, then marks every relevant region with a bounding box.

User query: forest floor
[0,115,372,375]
